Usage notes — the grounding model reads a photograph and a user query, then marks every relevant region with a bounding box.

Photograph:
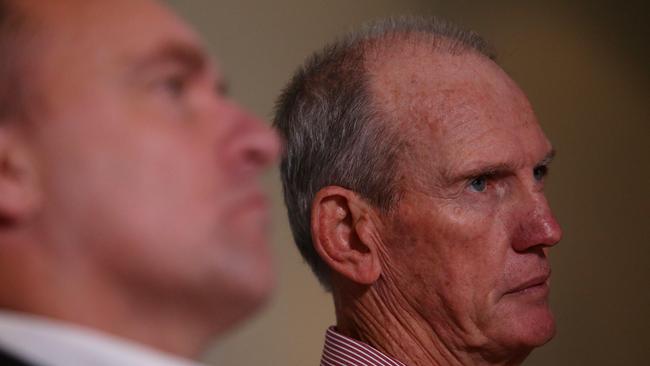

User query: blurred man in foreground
[275,17,562,366]
[0,0,279,365]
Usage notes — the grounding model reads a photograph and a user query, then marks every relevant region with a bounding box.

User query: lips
[505,270,551,295]
[225,185,268,209]
[240,192,269,210]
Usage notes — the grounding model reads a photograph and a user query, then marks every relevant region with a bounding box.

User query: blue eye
[533,165,548,181]
[470,176,488,192]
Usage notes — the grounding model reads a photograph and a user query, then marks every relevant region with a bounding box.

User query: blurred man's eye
[214,80,229,97]
[157,73,188,98]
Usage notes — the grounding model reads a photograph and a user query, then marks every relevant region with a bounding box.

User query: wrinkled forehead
[366,44,552,193]
[368,45,542,147]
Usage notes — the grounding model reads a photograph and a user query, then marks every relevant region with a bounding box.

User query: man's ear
[311,186,383,286]
[0,125,40,224]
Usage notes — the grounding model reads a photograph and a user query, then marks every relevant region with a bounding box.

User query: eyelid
[470,170,500,181]
[146,62,190,85]
[533,164,550,179]
[465,171,497,187]
[215,80,229,96]
[153,69,190,94]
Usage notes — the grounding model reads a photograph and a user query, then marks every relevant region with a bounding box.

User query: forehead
[24,0,198,40]
[368,44,550,176]
[21,0,210,79]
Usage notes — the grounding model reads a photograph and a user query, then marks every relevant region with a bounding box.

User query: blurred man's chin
[216,270,275,332]
[242,266,276,307]
[225,254,275,310]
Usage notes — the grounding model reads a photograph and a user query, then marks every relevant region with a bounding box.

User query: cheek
[440,202,515,298]
[82,139,229,274]
[60,121,222,243]
[386,198,511,319]
[126,136,231,242]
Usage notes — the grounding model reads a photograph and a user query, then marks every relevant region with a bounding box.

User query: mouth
[504,270,551,296]
[226,188,271,220]
[242,192,269,210]
[240,193,270,220]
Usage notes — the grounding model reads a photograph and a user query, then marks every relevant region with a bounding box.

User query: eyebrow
[444,149,556,183]
[129,40,210,78]
[539,149,556,166]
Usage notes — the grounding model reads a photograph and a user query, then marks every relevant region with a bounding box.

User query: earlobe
[0,127,40,224]
[311,186,382,286]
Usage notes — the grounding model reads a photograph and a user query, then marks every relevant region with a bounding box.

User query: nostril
[244,147,272,167]
[237,129,281,172]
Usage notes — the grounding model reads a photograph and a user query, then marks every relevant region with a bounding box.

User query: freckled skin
[346,45,563,365]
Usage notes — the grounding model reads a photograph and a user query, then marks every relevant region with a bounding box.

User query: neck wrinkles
[333,277,527,366]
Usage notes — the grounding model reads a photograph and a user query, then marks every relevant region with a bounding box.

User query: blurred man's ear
[311,186,383,286]
[0,124,40,223]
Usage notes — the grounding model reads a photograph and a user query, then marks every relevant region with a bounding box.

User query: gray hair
[273,16,495,290]
[0,0,33,120]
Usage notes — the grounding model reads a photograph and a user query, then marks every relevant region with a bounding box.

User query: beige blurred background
[166,1,649,365]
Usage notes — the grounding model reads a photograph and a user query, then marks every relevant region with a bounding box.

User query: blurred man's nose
[511,190,563,253]
[242,115,281,168]
[228,105,281,175]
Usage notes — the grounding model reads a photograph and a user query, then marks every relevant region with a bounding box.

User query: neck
[0,241,218,359]
[333,279,528,366]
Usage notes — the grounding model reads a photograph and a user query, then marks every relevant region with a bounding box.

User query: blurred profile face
[19,0,279,324]
[371,49,562,357]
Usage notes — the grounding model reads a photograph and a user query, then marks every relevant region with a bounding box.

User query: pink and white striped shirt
[320,327,407,366]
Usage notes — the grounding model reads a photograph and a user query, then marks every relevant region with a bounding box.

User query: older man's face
[20,0,278,324]
[372,50,562,355]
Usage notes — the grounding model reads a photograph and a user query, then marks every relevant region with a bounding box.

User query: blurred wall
[165,1,649,365]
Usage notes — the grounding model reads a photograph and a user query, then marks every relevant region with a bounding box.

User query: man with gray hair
[274,17,562,366]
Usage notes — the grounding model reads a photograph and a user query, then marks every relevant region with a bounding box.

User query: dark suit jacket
[0,348,33,366]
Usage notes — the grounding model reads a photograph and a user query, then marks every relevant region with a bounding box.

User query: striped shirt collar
[320,327,407,366]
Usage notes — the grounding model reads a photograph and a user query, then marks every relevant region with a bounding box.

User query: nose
[511,191,563,253]
[228,104,281,175]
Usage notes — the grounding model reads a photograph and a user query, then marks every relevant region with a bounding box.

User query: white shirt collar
[0,310,208,366]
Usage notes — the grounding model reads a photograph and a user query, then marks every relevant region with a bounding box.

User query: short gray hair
[273,16,495,290]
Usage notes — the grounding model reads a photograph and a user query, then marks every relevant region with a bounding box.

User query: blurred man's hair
[273,16,495,290]
[0,0,33,120]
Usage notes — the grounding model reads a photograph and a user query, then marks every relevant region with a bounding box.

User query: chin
[202,261,275,339]
[501,304,555,350]
[516,307,556,347]
[487,300,557,357]
[231,255,276,313]
[476,304,555,365]
[243,267,276,309]
[219,274,275,334]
